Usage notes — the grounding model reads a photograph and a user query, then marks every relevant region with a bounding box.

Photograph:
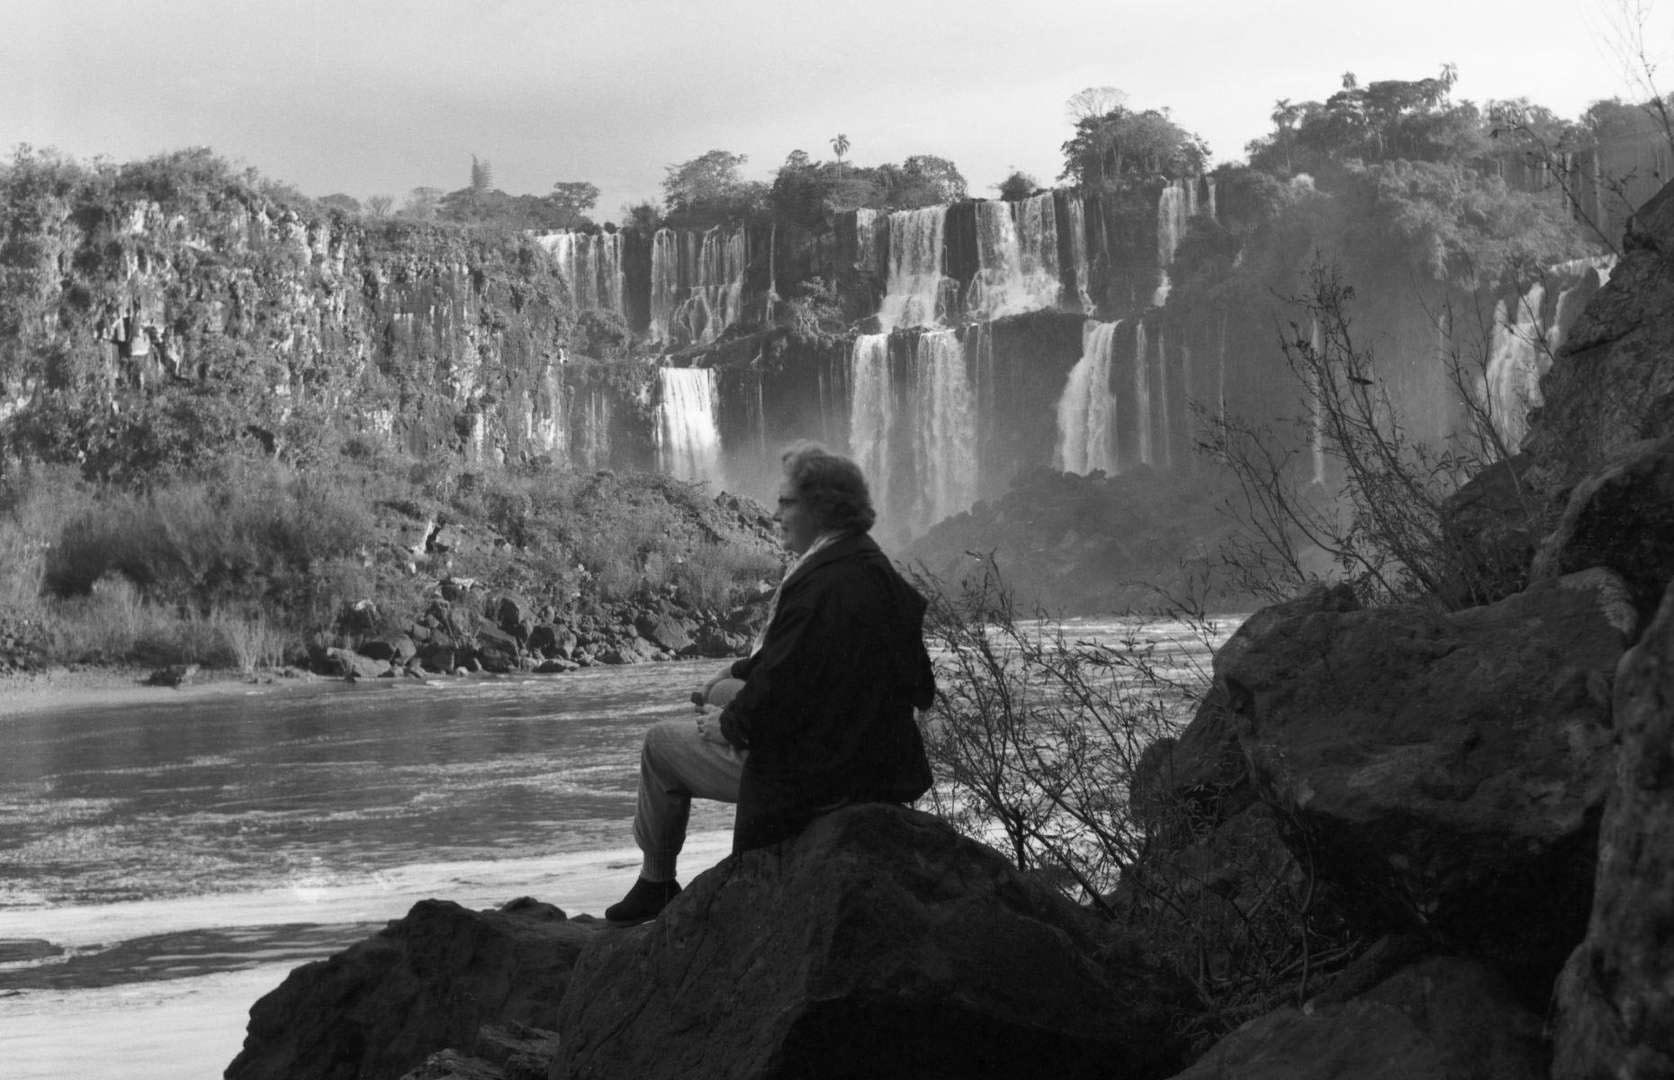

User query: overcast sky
[6,0,1668,222]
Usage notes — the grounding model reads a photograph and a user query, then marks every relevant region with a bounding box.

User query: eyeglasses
[776,497,800,508]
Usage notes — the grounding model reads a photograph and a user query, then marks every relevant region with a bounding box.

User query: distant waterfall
[1155,328,1172,469]
[535,231,624,316]
[648,229,679,343]
[854,208,881,278]
[849,334,894,518]
[672,227,747,345]
[1134,321,1152,465]
[1055,320,1121,474]
[531,358,566,459]
[877,207,951,332]
[656,367,723,485]
[909,330,977,538]
[1482,256,1614,448]
[1152,178,1200,307]
[1064,191,1093,311]
[966,193,1062,321]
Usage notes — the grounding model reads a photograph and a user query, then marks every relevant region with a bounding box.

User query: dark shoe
[605,877,681,925]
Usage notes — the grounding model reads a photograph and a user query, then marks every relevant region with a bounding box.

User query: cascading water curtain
[848,334,894,523]
[909,330,977,539]
[656,367,723,485]
[1056,320,1121,475]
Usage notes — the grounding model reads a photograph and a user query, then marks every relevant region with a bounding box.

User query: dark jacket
[718,532,935,851]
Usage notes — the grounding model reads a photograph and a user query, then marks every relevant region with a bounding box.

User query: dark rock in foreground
[554,804,1192,1080]
[226,898,588,1080]
[1553,580,1674,1078]
[1165,957,1547,1080]
[1223,570,1630,1002]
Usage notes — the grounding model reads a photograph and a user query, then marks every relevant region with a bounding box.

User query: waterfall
[531,358,565,459]
[535,231,625,316]
[1055,320,1121,475]
[671,226,747,345]
[1482,255,1615,447]
[648,229,679,343]
[1134,321,1152,465]
[1064,191,1093,312]
[854,208,880,278]
[910,330,977,538]
[849,334,894,520]
[1155,328,1172,469]
[656,367,723,485]
[877,207,951,332]
[1152,179,1191,306]
[1483,285,1549,449]
[966,193,1063,321]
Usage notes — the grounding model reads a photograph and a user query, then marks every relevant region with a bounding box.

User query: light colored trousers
[634,716,744,881]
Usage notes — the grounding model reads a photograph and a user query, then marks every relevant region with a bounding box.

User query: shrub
[915,556,1217,901]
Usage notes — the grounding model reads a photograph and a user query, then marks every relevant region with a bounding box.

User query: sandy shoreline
[0,666,343,720]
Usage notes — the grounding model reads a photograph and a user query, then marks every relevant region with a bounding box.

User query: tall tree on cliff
[1059,101,1209,191]
[661,149,767,227]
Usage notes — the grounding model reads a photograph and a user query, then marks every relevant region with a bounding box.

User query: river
[0,617,1228,1079]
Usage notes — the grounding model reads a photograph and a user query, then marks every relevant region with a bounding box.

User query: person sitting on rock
[605,442,936,925]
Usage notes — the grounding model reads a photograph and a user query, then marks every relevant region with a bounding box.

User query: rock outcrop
[226,898,588,1080]
[1165,957,1547,1080]
[554,804,1192,1080]
[1552,580,1674,1078]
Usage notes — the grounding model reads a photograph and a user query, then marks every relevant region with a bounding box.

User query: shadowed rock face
[1165,957,1547,1080]
[553,805,1193,1080]
[1217,571,1630,1003]
[1553,580,1674,1080]
[226,898,589,1080]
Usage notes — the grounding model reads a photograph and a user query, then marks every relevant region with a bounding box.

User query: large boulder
[1552,580,1674,1078]
[227,898,591,1080]
[1531,433,1674,622]
[1166,957,1546,1080]
[1222,570,1631,1001]
[553,804,1193,1080]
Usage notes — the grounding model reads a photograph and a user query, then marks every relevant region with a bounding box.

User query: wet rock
[474,624,521,673]
[227,898,590,1080]
[363,633,418,664]
[634,609,693,653]
[1222,570,1628,1002]
[326,647,390,681]
[489,592,536,641]
[1166,957,1546,1080]
[555,804,1192,1080]
[1552,580,1674,1079]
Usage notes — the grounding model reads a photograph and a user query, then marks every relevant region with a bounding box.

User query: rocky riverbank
[222,180,1674,1080]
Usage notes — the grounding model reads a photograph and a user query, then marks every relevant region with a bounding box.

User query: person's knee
[643,716,696,764]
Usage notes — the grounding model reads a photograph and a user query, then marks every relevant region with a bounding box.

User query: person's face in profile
[774,479,820,555]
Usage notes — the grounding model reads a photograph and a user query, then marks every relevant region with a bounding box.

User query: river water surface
[0,617,1226,1079]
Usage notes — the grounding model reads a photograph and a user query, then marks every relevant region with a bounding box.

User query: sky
[5,0,1670,223]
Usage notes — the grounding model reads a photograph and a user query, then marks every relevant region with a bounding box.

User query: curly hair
[781,442,876,534]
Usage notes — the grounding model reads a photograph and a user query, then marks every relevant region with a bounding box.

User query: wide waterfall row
[649,227,748,346]
[873,191,1098,332]
[534,232,625,317]
[1482,255,1615,447]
